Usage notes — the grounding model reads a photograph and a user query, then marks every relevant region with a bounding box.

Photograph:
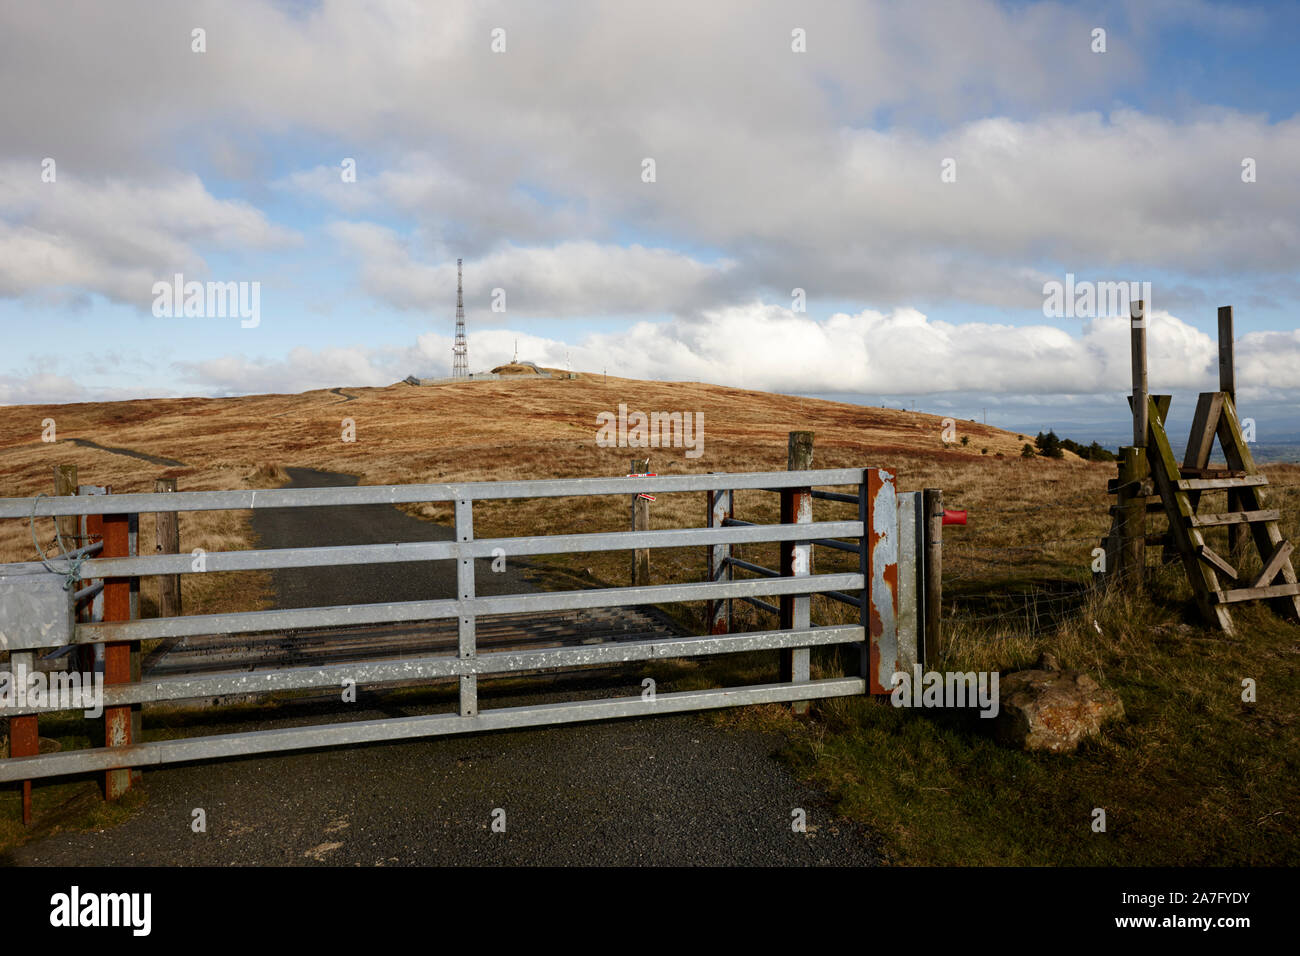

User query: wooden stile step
[1179,467,1248,479]
[1102,389,1298,632]
[1215,581,1300,604]
[1176,475,1267,491]
[1189,509,1280,528]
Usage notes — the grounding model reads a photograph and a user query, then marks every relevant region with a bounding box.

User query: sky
[1,0,1297,445]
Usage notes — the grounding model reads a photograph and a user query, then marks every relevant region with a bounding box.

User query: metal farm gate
[0,468,924,805]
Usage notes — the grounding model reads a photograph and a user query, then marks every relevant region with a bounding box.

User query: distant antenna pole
[513,338,518,364]
[452,258,468,378]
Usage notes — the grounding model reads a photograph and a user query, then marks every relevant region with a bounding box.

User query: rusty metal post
[7,695,38,826]
[922,488,944,664]
[102,507,134,799]
[780,432,813,714]
[706,480,732,634]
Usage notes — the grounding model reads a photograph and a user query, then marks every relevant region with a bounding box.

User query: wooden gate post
[154,477,181,618]
[630,458,650,587]
[780,431,814,714]
[922,488,944,663]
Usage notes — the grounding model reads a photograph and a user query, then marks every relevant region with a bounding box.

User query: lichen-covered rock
[996,666,1124,753]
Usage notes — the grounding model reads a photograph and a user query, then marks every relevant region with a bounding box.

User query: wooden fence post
[630,458,650,587]
[1219,306,1247,562]
[54,465,78,543]
[922,488,944,663]
[1119,299,1150,591]
[780,431,814,714]
[154,477,181,618]
[1117,446,1147,589]
[1131,300,1148,449]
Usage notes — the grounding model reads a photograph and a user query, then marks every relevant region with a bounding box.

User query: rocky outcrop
[995,655,1124,753]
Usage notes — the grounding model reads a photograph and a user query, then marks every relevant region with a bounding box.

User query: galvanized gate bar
[706,484,734,635]
[895,492,924,679]
[0,626,865,716]
[0,678,866,783]
[71,572,865,646]
[0,469,868,518]
[455,498,477,717]
[1,464,912,790]
[71,520,865,579]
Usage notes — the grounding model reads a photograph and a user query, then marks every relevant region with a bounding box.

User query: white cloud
[0,370,180,406]
[0,0,1295,417]
[0,166,298,306]
[326,224,737,316]
[10,1,1291,311]
[157,304,1300,401]
[174,345,409,396]
[518,304,1228,395]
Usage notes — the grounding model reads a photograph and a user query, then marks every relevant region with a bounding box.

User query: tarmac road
[7,468,883,866]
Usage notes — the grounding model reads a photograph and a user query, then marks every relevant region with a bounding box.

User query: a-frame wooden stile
[1144,392,1300,634]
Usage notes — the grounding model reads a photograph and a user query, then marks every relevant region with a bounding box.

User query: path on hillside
[60,438,185,467]
[8,469,883,867]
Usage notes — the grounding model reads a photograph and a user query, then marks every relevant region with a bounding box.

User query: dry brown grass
[3,376,1293,630]
[0,374,1064,615]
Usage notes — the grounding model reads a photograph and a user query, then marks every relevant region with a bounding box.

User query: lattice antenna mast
[452,258,468,378]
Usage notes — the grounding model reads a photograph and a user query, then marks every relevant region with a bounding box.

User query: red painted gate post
[864,468,900,695]
[9,696,38,826]
[101,507,133,799]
